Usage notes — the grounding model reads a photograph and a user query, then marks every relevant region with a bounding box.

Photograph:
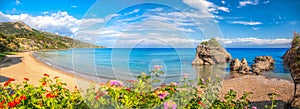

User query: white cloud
[221,1,226,4]
[147,8,164,12]
[218,37,291,46]
[183,0,230,13]
[42,12,49,14]
[125,9,140,15]
[238,0,260,7]
[230,21,262,25]
[263,0,270,4]
[15,0,20,5]
[0,11,80,36]
[217,7,229,12]
[70,6,77,8]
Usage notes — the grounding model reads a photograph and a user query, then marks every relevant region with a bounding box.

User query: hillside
[0,21,104,52]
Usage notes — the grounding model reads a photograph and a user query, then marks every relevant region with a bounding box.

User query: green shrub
[201,38,220,47]
[0,67,255,109]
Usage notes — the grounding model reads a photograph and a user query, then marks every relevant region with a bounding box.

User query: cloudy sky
[0,0,299,48]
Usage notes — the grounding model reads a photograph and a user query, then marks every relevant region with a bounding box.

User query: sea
[34,48,292,83]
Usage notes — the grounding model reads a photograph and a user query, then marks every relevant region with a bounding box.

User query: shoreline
[0,51,295,108]
[0,52,94,90]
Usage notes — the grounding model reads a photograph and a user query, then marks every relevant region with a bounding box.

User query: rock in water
[251,56,275,75]
[230,58,251,74]
[192,38,231,66]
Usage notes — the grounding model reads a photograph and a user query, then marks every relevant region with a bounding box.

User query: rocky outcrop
[251,56,275,75]
[282,33,300,108]
[230,58,251,74]
[282,32,300,83]
[192,38,231,66]
[192,44,232,65]
[229,56,275,75]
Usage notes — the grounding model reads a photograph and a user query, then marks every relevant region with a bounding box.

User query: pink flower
[154,65,162,70]
[170,82,178,86]
[156,91,169,99]
[164,100,177,109]
[109,80,123,87]
[251,106,257,109]
[183,73,189,78]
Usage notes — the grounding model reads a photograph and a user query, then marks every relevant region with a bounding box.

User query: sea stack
[251,56,275,75]
[192,38,232,65]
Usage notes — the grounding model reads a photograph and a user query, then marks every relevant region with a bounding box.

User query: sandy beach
[0,52,92,90]
[0,52,295,108]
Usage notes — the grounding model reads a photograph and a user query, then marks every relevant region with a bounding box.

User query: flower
[8,101,17,107]
[0,100,5,108]
[24,78,29,81]
[198,101,206,107]
[156,91,169,99]
[8,78,15,82]
[54,76,59,79]
[46,92,57,98]
[164,100,177,109]
[20,95,27,100]
[42,82,46,86]
[126,80,136,83]
[251,106,257,109]
[95,95,101,100]
[126,88,130,92]
[43,73,49,77]
[109,80,123,87]
[4,81,11,87]
[14,98,21,104]
[170,82,177,87]
[183,73,189,78]
[154,65,162,70]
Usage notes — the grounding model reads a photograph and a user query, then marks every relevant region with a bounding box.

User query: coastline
[0,51,295,108]
[0,52,94,90]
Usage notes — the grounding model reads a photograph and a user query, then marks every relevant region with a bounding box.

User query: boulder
[251,56,275,75]
[230,58,251,74]
[192,39,231,66]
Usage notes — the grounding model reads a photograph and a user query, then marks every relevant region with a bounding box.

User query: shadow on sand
[0,75,10,83]
[251,100,296,109]
[0,56,23,68]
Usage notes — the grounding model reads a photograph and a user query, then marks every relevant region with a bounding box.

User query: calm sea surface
[35,48,291,82]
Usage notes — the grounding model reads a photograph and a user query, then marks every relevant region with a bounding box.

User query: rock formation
[229,56,275,75]
[251,56,275,75]
[230,58,251,74]
[282,32,300,107]
[192,38,232,65]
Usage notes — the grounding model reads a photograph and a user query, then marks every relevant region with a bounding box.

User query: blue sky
[0,0,299,48]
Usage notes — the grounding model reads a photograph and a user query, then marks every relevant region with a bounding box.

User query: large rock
[251,56,275,75]
[192,39,231,66]
[230,58,251,74]
[282,32,300,108]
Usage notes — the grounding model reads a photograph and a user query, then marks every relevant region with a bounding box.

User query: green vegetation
[0,21,104,52]
[0,52,17,61]
[1,67,279,109]
[200,38,220,47]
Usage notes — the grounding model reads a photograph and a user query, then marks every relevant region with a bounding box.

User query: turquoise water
[35,48,292,82]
